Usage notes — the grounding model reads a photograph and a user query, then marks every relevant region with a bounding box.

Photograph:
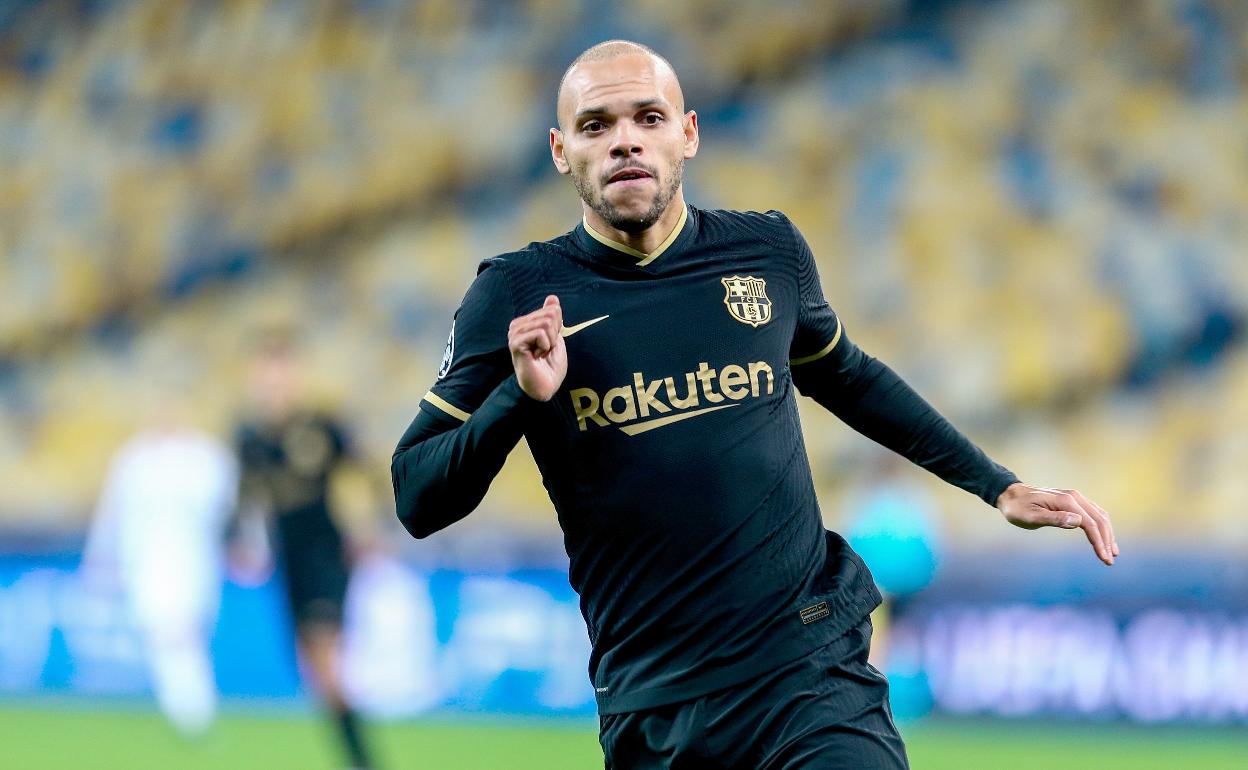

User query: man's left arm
[791,332,1116,565]
[782,215,1117,565]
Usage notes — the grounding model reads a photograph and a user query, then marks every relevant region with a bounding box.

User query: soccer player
[234,336,377,770]
[392,40,1118,769]
[85,380,237,738]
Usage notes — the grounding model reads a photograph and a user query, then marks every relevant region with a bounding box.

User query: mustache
[601,162,659,185]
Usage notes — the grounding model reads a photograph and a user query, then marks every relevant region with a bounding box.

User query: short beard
[573,159,683,234]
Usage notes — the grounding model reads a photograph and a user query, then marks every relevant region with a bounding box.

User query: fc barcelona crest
[721,275,772,327]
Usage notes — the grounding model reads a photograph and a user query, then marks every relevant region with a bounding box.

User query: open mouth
[607,167,653,185]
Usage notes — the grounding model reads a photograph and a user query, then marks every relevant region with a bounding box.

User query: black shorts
[599,618,908,769]
[275,513,350,628]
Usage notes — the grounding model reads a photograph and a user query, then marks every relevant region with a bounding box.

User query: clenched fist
[509,295,567,402]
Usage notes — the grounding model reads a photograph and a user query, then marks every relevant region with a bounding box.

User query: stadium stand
[0,0,1244,546]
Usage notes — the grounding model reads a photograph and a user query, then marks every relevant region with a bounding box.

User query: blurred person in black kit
[233,333,378,770]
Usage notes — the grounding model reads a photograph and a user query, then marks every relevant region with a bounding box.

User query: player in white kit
[85,398,238,737]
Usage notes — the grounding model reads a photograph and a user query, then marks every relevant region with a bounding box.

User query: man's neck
[584,195,687,256]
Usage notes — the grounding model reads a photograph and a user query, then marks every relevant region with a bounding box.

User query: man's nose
[609,123,643,158]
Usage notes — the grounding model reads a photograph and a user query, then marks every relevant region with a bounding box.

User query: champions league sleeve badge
[437,320,455,379]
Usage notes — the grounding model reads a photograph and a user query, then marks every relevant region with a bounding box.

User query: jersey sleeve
[778,218,1017,506]
[392,257,535,539]
[422,259,515,422]
[785,217,843,365]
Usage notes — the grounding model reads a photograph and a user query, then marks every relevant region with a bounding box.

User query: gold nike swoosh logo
[619,404,740,436]
[561,315,610,338]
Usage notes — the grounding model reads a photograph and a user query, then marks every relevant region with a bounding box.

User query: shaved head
[557,40,684,129]
[550,40,698,241]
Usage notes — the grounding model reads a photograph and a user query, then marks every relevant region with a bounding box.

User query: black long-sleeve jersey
[392,204,1018,714]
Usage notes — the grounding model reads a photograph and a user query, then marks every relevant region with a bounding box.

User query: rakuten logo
[569,361,775,435]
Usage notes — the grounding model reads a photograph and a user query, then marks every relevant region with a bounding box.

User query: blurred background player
[82,369,238,738]
[233,333,378,770]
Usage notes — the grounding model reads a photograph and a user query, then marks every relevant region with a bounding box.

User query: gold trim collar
[583,203,688,268]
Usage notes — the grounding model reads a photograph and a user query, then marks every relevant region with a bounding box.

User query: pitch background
[2,705,1246,770]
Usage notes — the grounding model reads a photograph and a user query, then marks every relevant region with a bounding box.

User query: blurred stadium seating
[2,0,1244,549]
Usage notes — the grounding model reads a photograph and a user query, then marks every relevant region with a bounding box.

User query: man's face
[251,349,297,418]
[552,54,698,234]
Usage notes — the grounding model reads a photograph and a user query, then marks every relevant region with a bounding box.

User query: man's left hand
[996,482,1119,566]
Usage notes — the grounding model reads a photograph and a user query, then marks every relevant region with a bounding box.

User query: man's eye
[643,113,663,124]
[583,121,604,132]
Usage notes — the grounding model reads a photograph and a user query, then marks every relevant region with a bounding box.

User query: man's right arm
[391,261,566,539]
[391,376,533,538]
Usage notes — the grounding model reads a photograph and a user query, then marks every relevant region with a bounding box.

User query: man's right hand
[509,295,567,402]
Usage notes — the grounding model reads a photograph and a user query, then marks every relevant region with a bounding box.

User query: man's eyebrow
[574,106,608,121]
[574,99,670,122]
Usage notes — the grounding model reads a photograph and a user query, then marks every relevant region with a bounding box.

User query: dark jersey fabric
[392,205,1017,714]
[236,412,352,623]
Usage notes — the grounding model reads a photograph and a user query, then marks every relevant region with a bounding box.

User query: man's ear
[550,128,570,175]
[682,111,699,160]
